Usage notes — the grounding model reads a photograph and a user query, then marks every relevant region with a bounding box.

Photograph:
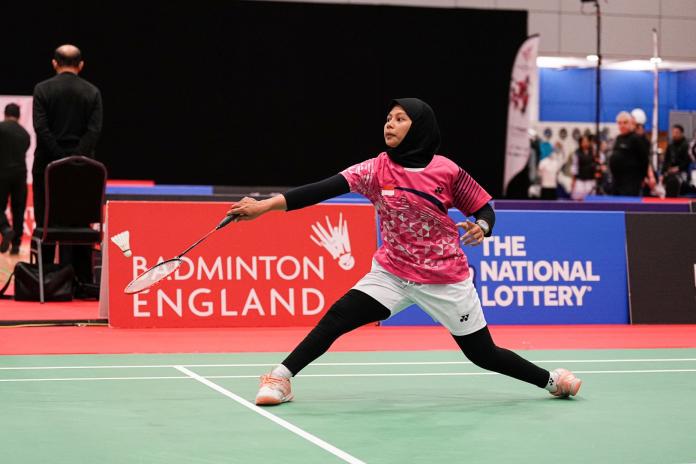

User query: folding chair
[30,156,107,303]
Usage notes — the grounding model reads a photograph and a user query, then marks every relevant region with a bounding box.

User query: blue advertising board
[381,210,629,326]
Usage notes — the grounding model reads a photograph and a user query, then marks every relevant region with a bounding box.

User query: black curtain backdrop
[1,1,526,197]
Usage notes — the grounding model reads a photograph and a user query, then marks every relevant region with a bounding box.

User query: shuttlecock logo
[309,213,354,270]
[110,230,132,258]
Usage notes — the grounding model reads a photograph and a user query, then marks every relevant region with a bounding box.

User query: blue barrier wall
[539,68,696,131]
[382,210,629,326]
[677,70,696,111]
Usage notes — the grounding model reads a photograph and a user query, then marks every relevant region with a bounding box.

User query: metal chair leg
[34,238,45,304]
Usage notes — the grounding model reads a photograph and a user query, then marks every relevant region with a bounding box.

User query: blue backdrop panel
[539,68,684,131]
[382,210,629,326]
[677,70,696,110]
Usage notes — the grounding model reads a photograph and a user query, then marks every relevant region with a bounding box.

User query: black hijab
[386,98,441,168]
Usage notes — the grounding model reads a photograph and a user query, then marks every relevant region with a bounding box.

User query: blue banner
[382,210,629,326]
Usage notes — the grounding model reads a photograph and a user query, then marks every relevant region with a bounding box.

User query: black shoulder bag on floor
[12,262,75,302]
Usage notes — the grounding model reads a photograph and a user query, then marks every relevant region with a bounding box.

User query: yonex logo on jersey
[434,186,444,194]
[309,213,355,270]
[460,314,469,322]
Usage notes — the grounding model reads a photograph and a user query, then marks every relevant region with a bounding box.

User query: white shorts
[353,260,487,336]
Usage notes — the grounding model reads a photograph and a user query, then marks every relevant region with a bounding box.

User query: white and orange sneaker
[549,368,582,398]
[255,374,294,406]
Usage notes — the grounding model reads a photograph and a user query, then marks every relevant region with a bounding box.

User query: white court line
[0,376,188,382]
[2,368,696,382]
[174,366,365,464]
[2,358,696,371]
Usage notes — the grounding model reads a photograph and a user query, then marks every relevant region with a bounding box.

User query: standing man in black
[608,111,649,196]
[32,44,103,286]
[661,124,691,197]
[0,103,30,254]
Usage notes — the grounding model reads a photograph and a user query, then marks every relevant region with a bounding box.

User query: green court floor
[2,349,695,464]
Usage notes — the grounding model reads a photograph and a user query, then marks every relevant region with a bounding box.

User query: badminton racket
[124,214,238,294]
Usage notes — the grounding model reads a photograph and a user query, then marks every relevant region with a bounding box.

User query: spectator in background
[32,44,103,288]
[631,108,649,150]
[689,134,696,193]
[661,124,691,197]
[539,130,553,161]
[570,135,596,200]
[594,139,610,195]
[608,111,649,196]
[630,108,657,195]
[537,143,563,200]
[0,103,30,254]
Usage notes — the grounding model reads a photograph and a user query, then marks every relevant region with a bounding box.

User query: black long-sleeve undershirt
[472,203,495,236]
[283,174,350,211]
[282,173,495,235]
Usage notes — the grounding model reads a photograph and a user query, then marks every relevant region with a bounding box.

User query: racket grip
[217,214,239,229]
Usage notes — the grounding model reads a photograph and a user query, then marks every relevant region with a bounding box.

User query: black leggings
[282,289,390,375]
[453,327,549,388]
[282,289,549,388]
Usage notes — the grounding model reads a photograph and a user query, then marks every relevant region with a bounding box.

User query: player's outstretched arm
[227,195,287,221]
[227,174,350,221]
[283,174,350,211]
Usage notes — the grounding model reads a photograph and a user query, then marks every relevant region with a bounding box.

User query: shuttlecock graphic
[110,230,132,258]
[309,213,354,270]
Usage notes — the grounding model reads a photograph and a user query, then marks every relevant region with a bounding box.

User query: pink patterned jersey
[341,152,492,284]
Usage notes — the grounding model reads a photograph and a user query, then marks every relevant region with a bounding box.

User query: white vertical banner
[503,35,539,196]
[0,95,35,183]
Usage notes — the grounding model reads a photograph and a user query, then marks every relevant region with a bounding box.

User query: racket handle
[217,214,239,230]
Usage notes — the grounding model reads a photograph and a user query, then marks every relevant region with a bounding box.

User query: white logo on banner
[479,235,600,307]
[309,213,354,270]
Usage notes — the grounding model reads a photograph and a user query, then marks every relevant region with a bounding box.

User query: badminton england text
[478,236,598,307]
[130,256,326,317]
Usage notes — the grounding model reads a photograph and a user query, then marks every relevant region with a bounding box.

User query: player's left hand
[457,221,484,246]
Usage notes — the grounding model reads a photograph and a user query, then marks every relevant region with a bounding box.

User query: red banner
[106,201,377,328]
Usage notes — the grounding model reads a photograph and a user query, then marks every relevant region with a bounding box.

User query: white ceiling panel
[558,13,596,54]
[561,0,659,16]
[348,0,457,6]
[496,0,560,12]
[660,17,696,59]
[660,0,696,18]
[454,0,496,8]
[529,12,562,54]
[602,16,659,56]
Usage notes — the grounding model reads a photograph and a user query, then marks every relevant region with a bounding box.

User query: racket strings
[125,259,182,294]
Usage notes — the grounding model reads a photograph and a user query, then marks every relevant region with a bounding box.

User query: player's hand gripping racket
[124,214,238,294]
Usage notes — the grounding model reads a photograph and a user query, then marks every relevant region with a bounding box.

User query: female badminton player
[228,98,582,405]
